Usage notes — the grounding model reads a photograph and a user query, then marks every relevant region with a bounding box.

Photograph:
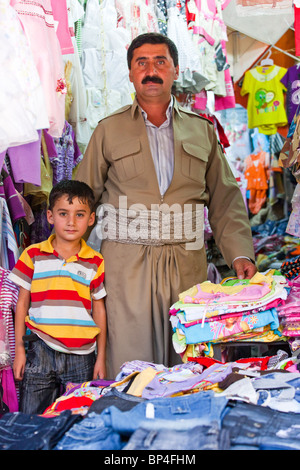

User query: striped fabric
[0,267,19,362]
[9,235,106,355]
[141,97,174,197]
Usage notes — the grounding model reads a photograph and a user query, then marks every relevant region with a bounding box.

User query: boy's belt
[22,333,38,342]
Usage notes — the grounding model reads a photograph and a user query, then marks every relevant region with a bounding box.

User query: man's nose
[146,61,157,75]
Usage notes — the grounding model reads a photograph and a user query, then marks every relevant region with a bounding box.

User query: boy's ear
[47,209,54,225]
[88,211,95,226]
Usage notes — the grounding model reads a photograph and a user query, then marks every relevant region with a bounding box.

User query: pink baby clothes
[13,0,66,138]
[50,0,74,55]
[183,282,271,304]
[0,369,18,412]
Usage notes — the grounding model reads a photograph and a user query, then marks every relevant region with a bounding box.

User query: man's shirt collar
[131,94,183,121]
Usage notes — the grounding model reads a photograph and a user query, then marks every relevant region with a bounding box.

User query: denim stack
[1,354,300,450]
[223,399,300,451]
[54,390,230,450]
[0,410,81,450]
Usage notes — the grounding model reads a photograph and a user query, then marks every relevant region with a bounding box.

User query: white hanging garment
[0,0,48,153]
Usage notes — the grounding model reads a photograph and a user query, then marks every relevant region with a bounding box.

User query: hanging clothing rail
[251,44,300,70]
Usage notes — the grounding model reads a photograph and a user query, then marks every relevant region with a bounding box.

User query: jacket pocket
[181,141,209,183]
[111,140,144,182]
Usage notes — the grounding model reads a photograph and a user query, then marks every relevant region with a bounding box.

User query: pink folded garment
[183,282,271,304]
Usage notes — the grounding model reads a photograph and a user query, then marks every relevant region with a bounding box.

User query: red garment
[190,355,272,370]
[43,395,94,414]
[295,6,300,57]
[198,113,230,148]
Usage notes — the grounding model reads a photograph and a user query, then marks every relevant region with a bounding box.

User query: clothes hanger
[260,50,274,67]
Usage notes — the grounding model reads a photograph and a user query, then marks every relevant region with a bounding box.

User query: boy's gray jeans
[20,335,95,415]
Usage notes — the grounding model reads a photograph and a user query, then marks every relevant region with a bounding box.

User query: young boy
[9,180,107,415]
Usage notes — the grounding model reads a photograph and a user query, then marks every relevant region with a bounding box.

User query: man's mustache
[142,76,163,84]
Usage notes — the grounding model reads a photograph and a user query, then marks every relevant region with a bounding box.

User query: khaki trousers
[101,240,207,379]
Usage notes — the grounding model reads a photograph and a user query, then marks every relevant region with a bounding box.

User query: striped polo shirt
[9,235,106,355]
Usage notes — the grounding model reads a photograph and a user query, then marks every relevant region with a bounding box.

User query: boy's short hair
[49,180,95,212]
[127,32,178,69]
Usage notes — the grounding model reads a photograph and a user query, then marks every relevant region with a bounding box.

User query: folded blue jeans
[101,391,228,436]
[123,421,231,450]
[0,410,81,450]
[55,391,228,450]
[254,373,300,412]
[54,412,122,450]
[87,387,145,415]
[223,401,300,450]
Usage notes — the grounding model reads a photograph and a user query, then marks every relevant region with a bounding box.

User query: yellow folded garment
[110,371,140,388]
[111,367,158,397]
[127,367,158,397]
[179,282,246,301]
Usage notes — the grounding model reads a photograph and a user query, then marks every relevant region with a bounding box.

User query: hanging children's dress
[167,4,209,94]
[286,183,300,238]
[115,0,159,40]
[280,64,300,125]
[244,151,269,214]
[0,0,48,153]
[279,104,300,197]
[241,65,288,135]
[46,122,83,185]
[187,0,230,97]
[12,0,66,139]
[81,0,134,130]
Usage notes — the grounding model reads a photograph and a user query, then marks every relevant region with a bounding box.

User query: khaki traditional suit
[76,97,255,378]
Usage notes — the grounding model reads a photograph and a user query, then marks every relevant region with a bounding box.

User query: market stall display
[1,0,300,452]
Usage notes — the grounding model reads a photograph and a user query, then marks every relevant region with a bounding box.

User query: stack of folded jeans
[54,390,229,450]
[0,410,81,450]
[1,354,300,450]
[223,398,300,450]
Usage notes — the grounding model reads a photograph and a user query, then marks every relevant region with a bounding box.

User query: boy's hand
[93,355,106,380]
[13,348,27,381]
[92,297,107,380]
[13,286,30,381]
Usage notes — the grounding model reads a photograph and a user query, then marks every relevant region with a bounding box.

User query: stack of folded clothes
[2,352,300,450]
[169,271,289,361]
[277,274,300,352]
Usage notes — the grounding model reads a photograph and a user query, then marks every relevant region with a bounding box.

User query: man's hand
[233,258,257,280]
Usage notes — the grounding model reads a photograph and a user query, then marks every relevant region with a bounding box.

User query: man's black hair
[127,32,178,69]
[48,179,95,212]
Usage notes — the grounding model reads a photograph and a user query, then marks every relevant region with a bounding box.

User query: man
[76,33,257,379]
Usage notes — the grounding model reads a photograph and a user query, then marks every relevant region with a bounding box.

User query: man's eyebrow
[135,55,167,62]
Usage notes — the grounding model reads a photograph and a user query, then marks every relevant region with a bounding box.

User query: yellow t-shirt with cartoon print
[241,65,288,135]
